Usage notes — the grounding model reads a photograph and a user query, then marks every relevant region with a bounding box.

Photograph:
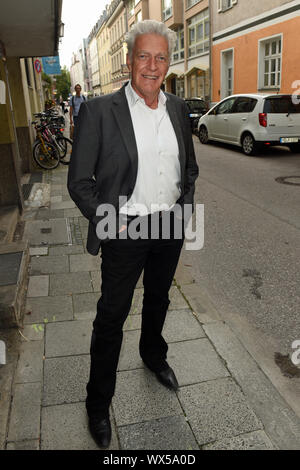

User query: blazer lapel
[166,95,186,188]
[111,83,138,170]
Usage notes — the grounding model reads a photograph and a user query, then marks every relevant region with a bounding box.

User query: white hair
[125,20,176,60]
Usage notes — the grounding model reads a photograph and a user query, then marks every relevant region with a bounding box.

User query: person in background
[69,84,86,133]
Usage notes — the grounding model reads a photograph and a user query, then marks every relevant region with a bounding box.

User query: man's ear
[126,53,132,72]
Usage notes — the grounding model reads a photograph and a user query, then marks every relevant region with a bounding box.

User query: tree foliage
[54,66,71,100]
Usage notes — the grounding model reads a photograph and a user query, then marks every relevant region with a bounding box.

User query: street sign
[34,59,42,73]
[42,56,61,75]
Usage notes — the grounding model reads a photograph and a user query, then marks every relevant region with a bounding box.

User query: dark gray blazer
[67,82,199,256]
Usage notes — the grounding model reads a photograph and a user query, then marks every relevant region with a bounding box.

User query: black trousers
[86,213,184,418]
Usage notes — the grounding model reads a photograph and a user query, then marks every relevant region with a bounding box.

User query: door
[228,97,258,143]
[210,97,236,140]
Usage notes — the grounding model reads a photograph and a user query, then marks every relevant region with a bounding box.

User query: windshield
[186,100,206,112]
[263,95,300,114]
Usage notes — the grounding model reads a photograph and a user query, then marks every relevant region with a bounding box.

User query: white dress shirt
[120,81,181,216]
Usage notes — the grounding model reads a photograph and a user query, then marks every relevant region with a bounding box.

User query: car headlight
[189,113,200,118]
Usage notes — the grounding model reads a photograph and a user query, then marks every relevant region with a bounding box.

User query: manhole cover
[275,176,300,186]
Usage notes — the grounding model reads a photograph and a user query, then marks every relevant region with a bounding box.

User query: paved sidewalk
[3,165,300,450]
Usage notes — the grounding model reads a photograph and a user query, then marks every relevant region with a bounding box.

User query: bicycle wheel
[56,137,73,165]
[33,141,59,170]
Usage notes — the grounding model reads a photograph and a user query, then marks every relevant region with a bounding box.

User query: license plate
[280,137,299,143]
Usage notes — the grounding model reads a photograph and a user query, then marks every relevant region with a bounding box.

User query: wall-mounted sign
[34,59,42,73]
[42,56,61,75]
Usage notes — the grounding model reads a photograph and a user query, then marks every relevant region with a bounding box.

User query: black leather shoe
[89,416,111,448]
[155,366,179,391]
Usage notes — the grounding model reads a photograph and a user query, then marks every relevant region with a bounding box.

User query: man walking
[68,20,198,448]
[69,83,86,135]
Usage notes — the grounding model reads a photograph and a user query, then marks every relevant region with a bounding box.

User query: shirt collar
[126,80,167,108]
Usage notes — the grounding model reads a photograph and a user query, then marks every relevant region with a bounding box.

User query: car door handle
[223,117,228,121]
[242,118,247,121]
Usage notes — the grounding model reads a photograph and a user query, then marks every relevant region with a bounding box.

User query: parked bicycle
[31,110,73,169]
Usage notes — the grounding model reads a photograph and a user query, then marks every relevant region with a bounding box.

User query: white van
[198,94,300,155]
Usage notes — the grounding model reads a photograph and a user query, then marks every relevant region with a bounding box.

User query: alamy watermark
[95,200,204,250]
[291,80,300,105]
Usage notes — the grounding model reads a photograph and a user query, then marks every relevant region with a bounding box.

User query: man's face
[126,33,169,102]
[75,86,81,94]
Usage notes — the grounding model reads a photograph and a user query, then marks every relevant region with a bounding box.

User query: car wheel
[242,133,257,156]
[199,125,209,144]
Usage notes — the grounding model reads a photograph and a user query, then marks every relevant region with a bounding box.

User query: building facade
[211,0,300,103]
[107,0,129,93]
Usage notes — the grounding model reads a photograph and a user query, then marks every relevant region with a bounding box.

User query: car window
[232,97,257,113]
[263,95,300,114]
[215,98,236,114]
[186,100,206,112]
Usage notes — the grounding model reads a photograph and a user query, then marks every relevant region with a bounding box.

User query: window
[128,0,135,17]
[232,97,257,113]
[172,27,184,62]
[186,0,201,8]
[259,36,282,89]
[162,0,173,21]
[218,0,238,12]
[25,59,31,87]
[215,97,236,114]
[188,9,209,57]
[263,96,300,114]
[136,10,142,23]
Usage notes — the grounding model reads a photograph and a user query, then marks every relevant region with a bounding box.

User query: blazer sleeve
[182,101,199,208]
[67,101,101,225]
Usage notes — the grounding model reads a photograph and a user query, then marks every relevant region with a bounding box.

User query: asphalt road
[184,136,300,412]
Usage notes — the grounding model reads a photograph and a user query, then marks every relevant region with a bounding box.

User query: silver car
[198,94,300,155]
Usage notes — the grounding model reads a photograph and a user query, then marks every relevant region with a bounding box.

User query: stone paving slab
[202,430,275,450]
[64,208,82,218]
[49,272,93,296]
[48,244,84,256]
[35,208,65,220]
[167,338,230,387]
[41,403,119,450]
[24,219,70,245]
[29,247,48,256]
[21,324,45,341]
[14,340,44,383]
[118,415,199,450]
[45,320,92,358]
[112,368,183,427]
[27,275,49,297]
[123,313,141,331]
[169,286,189,310]
[73,292,99,319]
[163,309,205,343]
[43,355,90,406]
[69,253,101,273]
[51,201,75,210]
[118,330,143,371]
[25,294,73,324]
[7,382,41,442]
[29,255,69,275]
[90,271,101,292]
[178,377,263,446]
[6,440,40,450]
